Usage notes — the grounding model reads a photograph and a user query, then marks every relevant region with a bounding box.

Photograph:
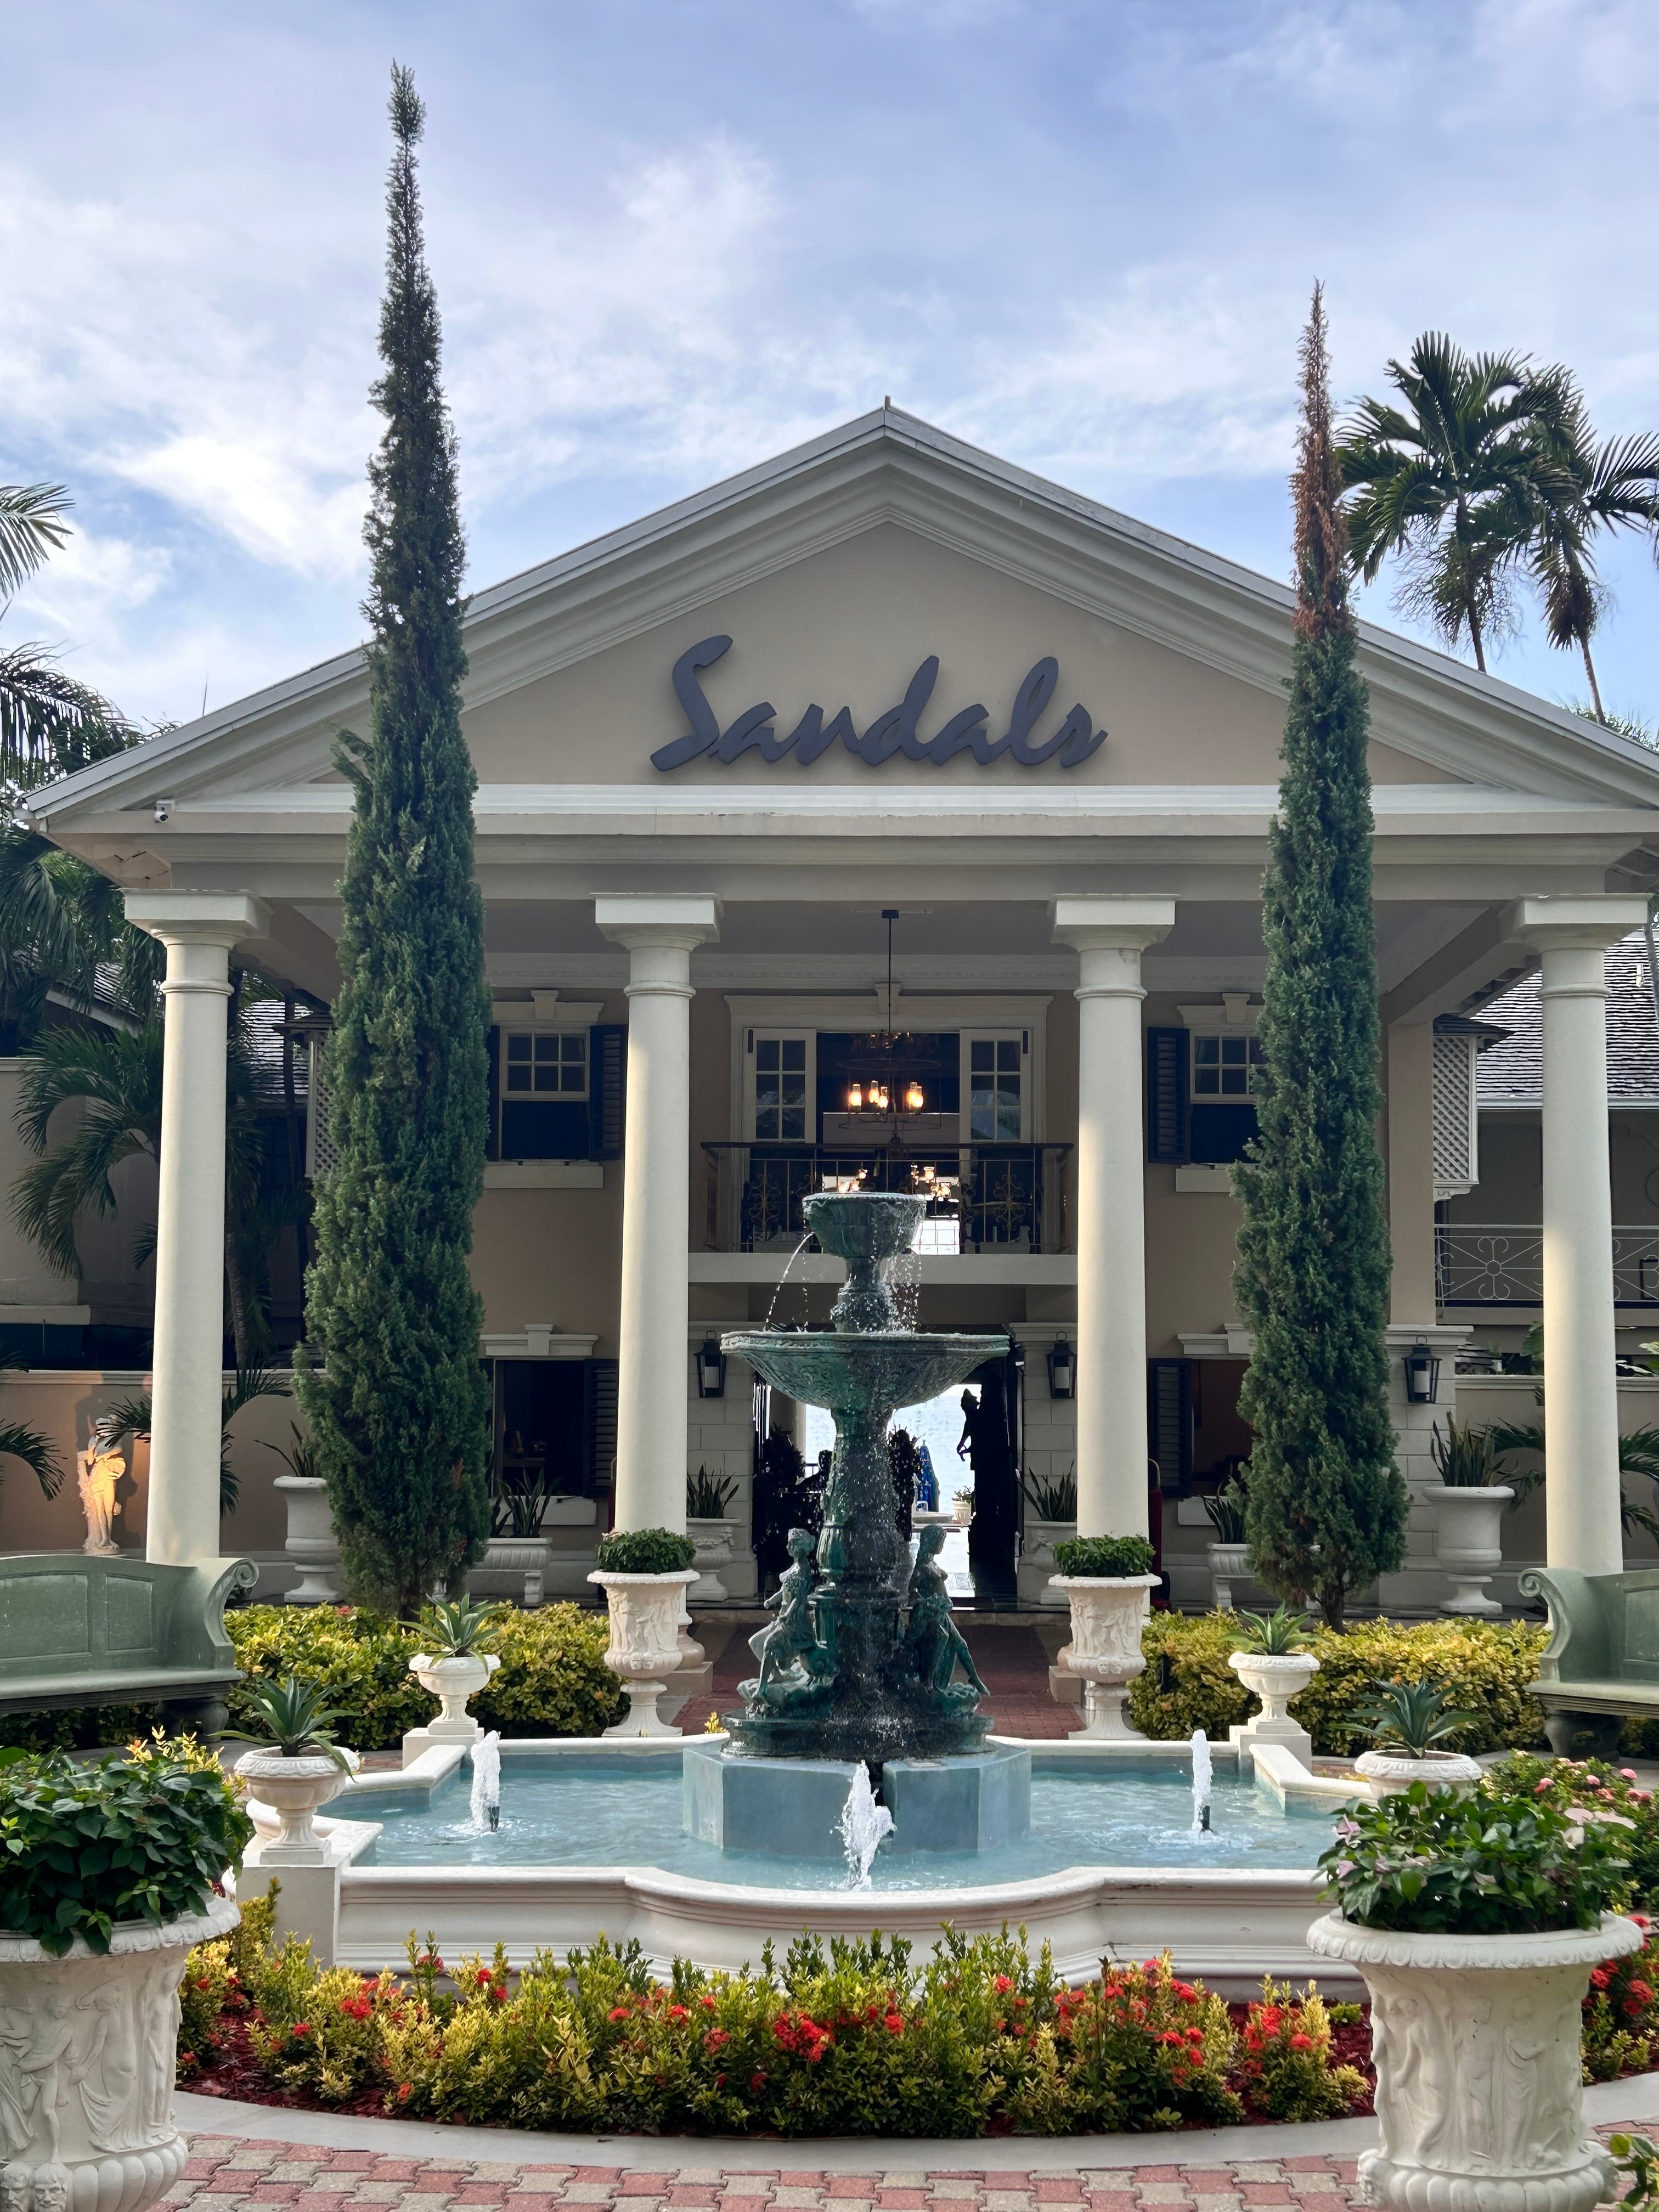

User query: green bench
[0,1553,255,1734]
[1519,1566,1659,1757]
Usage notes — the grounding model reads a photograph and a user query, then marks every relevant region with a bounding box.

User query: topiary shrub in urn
[1310,1777,1643,2212]
[589,1528,698,1737]
[1048,1534,1160,1739]
[0,1737,251,2212]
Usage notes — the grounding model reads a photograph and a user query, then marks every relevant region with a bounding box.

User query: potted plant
[482,1466,552,1606]
[952,1486,974,1525]
[1309,1778,1643,2212]
[225,1675,360,1859]
[1426,1415,1514,1617]
[0,1738,250,2212]
[259,1421,342,1606]
[1227,1604,1319,1769]
[686,1466,740,1602]
[1201,1482,1250,1610]
[1352,1678,1483,1796]
[1048,1533,1160,1739]
[405,1596,505,1750]
[589,1527,699,1736]
[1018,1468,1077,1607]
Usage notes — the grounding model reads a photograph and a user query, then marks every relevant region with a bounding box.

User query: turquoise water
[352,1756,1338,1890]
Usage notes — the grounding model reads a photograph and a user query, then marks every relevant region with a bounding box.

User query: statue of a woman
[76,1445,123,1557]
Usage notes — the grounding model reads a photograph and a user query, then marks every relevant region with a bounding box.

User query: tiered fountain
[684,1189,1032,1858]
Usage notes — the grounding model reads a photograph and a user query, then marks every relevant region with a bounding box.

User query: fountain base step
[682,1742,1032,1859]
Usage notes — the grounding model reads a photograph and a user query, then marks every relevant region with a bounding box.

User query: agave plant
[1233,1602,1314,1656]
[415,1594,505,1658]
[686,1465,739,1519]
[1201,1483,1248,1543]
[1353,1677,1480,1759]
[1020,1468,1078,1522]
[223,1675,353,1768]
[1429,1414,1498,1488]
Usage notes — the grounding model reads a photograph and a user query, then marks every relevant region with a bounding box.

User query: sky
[3,0,1657,735]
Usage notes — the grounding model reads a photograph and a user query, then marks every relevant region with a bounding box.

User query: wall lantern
[1403,1339,1441,1405]
[1047,1335,1075,1400]
[696,1338,727,1400]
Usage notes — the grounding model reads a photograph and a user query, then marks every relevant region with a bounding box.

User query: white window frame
[741,1029,817,1144]
[1178,996,1263,1102]
[960,1030,1030,1143]
[490,995,602,1160]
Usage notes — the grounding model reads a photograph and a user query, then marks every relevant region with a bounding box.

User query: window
[968,1037,1024,1140]
[1191,1033,1263,1099]
[754,1035,809,1141]
[504,1030,588,1098]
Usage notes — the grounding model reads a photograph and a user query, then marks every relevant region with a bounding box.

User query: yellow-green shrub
[227,1601,624,1749]
[1128,1610,1549,1756]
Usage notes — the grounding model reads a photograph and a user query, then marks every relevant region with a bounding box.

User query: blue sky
[4,0,1657,733]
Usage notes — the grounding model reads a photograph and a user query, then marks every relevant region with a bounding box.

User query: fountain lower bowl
[685,1741,1030,1858]
[723,1329,1007,1410]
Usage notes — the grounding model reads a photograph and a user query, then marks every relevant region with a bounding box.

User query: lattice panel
[306,1036,340,1180]
[1431,1031,1477,1198]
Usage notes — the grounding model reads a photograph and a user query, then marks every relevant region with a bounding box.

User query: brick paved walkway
[173,2138,1368,2211]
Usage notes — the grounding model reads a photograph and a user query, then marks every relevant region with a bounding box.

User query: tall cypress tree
[296,66,492,1615]
[1233,288,1407,1630]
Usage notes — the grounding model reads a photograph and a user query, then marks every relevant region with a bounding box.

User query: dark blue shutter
[1147,1359,1193,1496]
[1145,1027,1189,1163]
[486,1026,500,1160]
[588,1025,627,1160]
[583,1357,619,1497]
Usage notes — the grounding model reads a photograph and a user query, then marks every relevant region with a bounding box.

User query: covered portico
[29,407,1659,1609]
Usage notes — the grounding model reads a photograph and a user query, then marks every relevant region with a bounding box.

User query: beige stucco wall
[459,523,1459,794]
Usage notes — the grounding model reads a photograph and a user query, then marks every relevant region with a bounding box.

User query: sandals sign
[651,635,1107,772]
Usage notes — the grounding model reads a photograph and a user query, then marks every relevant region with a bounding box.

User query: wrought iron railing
[1436,1222,1659,1307]
[702,1142,1073,1255]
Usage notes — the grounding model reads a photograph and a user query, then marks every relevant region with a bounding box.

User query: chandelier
[843,910,940,1117]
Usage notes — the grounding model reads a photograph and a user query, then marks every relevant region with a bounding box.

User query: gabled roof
[30,405,1659,822]
[1477,932,1659,1105]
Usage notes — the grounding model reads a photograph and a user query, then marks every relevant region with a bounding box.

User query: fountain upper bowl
[723,1327,1007,1412]
[801,1189,927,1266]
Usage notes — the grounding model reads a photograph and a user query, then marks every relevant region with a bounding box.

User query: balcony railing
[1436,1222,1659,1307]
[702,1142,1073,1256]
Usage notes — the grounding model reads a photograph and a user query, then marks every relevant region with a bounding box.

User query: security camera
[153,797,174,823]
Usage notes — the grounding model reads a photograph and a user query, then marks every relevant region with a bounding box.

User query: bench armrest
[163,1557,258,1674]
[1519,1567,1611,1684]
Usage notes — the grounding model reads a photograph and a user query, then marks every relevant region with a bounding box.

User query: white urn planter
[1354,1747,1484,1796]
[1227,1649,1319,1771]
[1206,1541,1250,1611]
[589,1567,699,1736]
[686,1518,736,1604]
[1017,1521,1075,1607]
[1048,1574,1160,1738]
[1429,1481,1515,1616]
[1308,1909,1643,2212]
[233,1747,359,1860]
[0,1893,239,2212]
[407,1652,501,1746]
[274,1474,341,1605]
[478,1536,550,1607]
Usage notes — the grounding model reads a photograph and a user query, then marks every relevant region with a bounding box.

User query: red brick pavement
[172,2141,1370,2211]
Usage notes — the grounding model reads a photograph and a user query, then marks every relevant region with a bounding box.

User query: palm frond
[0,641,143,792]
[0,484,72,600]
[0,1418,63,1499]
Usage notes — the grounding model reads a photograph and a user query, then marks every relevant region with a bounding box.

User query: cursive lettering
[648,636,1107,772]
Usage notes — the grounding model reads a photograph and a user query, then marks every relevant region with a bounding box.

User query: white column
[596,895,720,1533]
[125,891,269,1565]
[1509,895,1648,1577]
[1052,896,1176,1539]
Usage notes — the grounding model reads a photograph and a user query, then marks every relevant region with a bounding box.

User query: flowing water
[1190,1730,1213,1835]
[355,1755,1337,1888]
[837,1764,896,1888]
[468,1731,502,1833]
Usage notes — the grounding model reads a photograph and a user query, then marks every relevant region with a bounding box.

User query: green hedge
[1128,1610,1551,1756]
[226,1604,625,1748]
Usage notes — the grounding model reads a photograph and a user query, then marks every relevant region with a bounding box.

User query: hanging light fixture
[845,910,939,1116]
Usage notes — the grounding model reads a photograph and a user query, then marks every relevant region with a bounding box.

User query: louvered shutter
[1145,1028,1189,1163]
[1147,1358,1193,1496]
[588,1025,627,1160]
[485,1025,500,1161]
[305,1035,340,1179]
[584,1357,619,1497]
[1431,1030,1479,1199]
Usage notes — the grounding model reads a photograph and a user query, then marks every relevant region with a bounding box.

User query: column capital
[1503,894,1649,953]
[595,895,721,953]
[123,889,270,949]
[1051,895,1177,954]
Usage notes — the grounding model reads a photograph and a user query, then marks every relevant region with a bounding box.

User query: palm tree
[0,482,142,789]
[0,1346,63,1504]
[1521,368,1659,723]
[1339,334,1551,672]
[94,1366,284,1518]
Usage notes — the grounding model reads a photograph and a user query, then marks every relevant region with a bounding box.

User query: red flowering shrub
[1232,1978,1366,2121]
[1583,1914,1659,2083]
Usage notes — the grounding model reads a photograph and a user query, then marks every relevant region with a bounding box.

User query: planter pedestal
[1430,1482,1515,1616]
[477,1536,550,1607]
[1227,1650,1319,1772]
[590,1567,700,1735]
[1206,1541,1249,1611]
[403,1651,501,1764]
[686,1517,736,1604]
[275,1474,341,1604]
[1047,1574,1160,1738]
[1308,1909,1643,2212]
[0,1894,239,2212]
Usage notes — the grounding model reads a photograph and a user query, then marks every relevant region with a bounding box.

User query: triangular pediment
[34,407,1659,822]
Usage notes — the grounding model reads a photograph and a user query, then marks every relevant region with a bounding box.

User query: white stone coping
[1308,1908,1644,1973]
